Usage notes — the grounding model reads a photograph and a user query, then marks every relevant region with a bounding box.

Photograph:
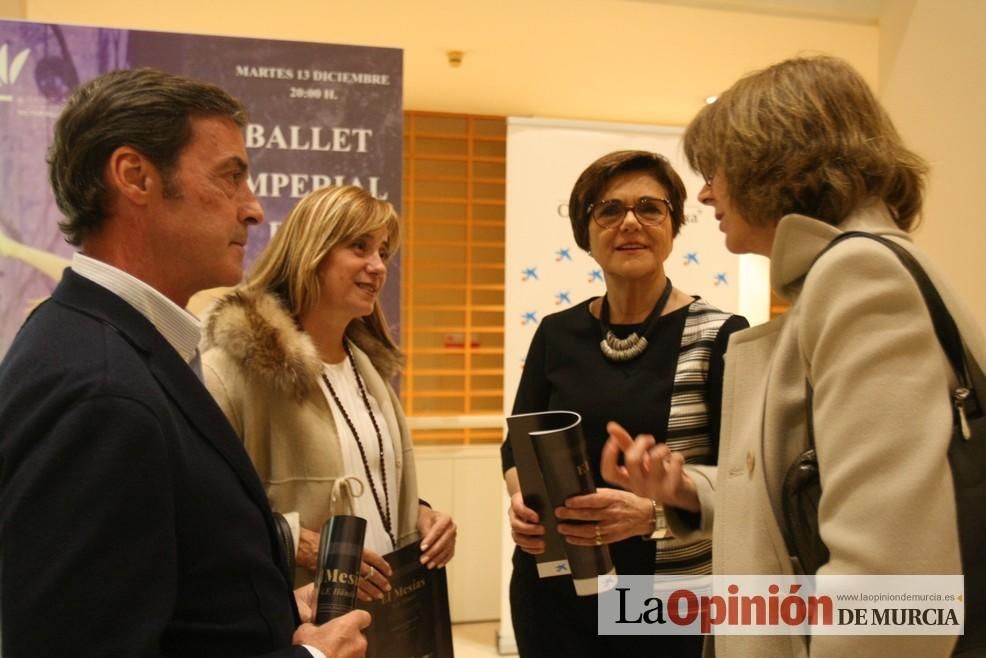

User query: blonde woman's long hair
[245,185,402,378]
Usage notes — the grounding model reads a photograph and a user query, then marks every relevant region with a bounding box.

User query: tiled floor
[452,621,505,657]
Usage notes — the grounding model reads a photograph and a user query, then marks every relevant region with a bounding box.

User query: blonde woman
[202,185,456,598]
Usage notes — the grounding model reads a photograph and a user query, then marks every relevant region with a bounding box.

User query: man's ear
[105,146,158,205]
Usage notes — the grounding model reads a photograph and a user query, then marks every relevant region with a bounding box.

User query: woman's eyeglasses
[587,197,673,228]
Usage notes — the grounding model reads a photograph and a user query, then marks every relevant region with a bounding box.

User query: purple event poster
[0,19,403,358]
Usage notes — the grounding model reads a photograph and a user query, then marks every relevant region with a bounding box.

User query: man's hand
[294,583,315,623]
[293,609,371,658]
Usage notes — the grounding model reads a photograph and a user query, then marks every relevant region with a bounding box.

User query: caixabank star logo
[0,43,31,102]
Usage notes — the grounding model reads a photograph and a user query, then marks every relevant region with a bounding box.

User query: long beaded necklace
[321,343,395,547]
[598,277,673,362]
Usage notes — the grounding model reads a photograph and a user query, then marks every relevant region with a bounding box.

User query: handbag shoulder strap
[785,231,982,579]
[809,230,979,435]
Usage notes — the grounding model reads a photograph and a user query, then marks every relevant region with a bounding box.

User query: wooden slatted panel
[401,111,506,444]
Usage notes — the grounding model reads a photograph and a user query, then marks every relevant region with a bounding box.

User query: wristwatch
[648,499,671,540]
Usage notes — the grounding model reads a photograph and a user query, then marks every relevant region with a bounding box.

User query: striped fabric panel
[654,538,714,575]
[654,560,713,576]
[666,299,733,452]
[655,299,732,574]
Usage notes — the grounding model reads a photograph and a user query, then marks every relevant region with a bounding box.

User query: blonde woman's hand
[417,505,456,569]
[357,547,392,602]
[297,526,321,573]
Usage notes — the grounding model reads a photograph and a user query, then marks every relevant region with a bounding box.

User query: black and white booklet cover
[507,410,616,596]
[358,540,454,658]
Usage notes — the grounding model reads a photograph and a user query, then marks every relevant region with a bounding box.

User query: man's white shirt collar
[71,252,201,365]
[70,250,323,657]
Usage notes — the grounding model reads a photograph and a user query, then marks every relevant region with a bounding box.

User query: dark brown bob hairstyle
[568,150,687,251]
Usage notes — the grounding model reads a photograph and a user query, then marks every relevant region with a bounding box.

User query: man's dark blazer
[0,269,310,657]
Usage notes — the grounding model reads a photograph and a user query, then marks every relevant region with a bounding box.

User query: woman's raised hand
[600,421,700,513]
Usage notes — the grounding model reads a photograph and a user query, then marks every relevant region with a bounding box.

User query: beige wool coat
[668,204,986,658]
[200,291,421,585]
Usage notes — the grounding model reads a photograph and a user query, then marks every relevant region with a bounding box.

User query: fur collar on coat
[202,290,400,400]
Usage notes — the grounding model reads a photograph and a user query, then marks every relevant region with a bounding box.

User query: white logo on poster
[0,44,31,102]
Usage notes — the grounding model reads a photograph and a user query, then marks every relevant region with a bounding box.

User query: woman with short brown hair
[503,150,747,657]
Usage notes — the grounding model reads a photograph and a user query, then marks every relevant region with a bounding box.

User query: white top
[319,357,398,555]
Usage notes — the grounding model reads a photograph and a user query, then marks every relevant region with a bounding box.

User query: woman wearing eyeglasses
[501,150,748,657]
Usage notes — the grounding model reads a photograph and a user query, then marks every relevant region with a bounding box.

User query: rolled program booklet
[314,515,367,623]
[508,410,616,596]
[507,411,571,580]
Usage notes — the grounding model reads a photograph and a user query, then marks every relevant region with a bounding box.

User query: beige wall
[415,445,503,621]
[3,1,976,322]
[0,0,23,18]
[16,0,877,125]
[879,0,986,328]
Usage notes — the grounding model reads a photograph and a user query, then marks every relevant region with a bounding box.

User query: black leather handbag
[781,381,828,576]
[780,232,986,655]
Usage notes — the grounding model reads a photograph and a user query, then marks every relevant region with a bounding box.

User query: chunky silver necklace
[598,278,673,362]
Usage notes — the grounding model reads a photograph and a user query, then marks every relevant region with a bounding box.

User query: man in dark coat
[0,68,369,658]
